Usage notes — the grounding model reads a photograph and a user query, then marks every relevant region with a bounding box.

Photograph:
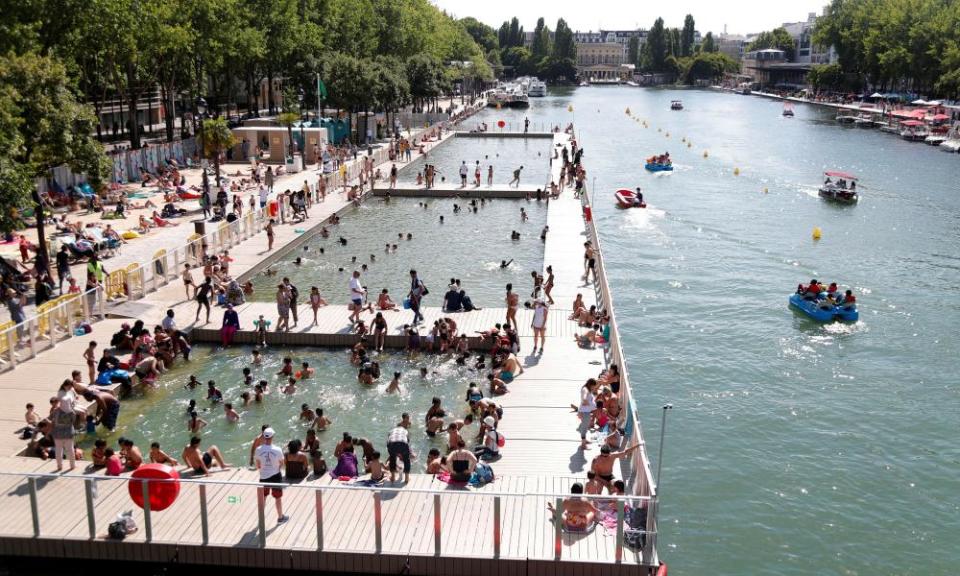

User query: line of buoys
[812,226,822,240]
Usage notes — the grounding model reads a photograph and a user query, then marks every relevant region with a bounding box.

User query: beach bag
[470,462,495,485]
[402,298,411,309]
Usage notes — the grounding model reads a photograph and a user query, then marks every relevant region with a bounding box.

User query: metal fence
[0,471,656,564]
[580,187,660,559]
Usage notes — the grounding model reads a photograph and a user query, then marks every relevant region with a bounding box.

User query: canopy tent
[930,114,950,121]
[899,120,925,127]
[824,171,858,180]
[911,99,928,105]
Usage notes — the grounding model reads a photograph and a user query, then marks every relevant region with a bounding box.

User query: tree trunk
[126,62,141,149]
[31,190,49,274]
[267,70,275,115]
[214,149,221,183]
[163,82,176,142]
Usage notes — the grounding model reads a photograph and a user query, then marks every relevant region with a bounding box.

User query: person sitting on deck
[284,439,309,480]
[634,187,644,206]
[546,482,600,532]
[443,287,463,312]
[445,439,478,482]
[574,324,601,348]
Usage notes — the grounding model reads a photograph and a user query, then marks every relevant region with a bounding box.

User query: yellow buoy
[734,167,740,176]
[703,150,709,158]
[812,227,822,240]
[763,187,769,193]
[568,104,574,112]
[687,142,692,148]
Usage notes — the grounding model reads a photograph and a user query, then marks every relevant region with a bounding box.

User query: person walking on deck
[509,166,523,187]
[408,269,426,325]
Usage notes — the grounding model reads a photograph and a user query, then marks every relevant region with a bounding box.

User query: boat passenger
[827,282,838,296]
[838,290,857,309]
[633,187,644,206]
[802,279,822,300]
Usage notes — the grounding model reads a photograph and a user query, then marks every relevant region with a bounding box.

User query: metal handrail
[5,469,657,563]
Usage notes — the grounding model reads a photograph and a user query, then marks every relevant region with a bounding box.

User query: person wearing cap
[474,415,502,460]
[254,427,288,523]
[386,418,414,484]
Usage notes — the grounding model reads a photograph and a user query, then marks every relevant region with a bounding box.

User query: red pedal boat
[615,188,646,209]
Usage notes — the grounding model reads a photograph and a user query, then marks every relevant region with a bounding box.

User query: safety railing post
[493,496,501,558]
[643,496,657,565]
[553,497,563,560]
[27,320,36,359]
[199,483,209,545]
[373,491,383,553]
[85,479,96,539]
[315,490,324,551]
[615,499,625,562]
[28,477,40,537]
[433,493,441,556]
[141,480,152,542]
[257,486,267,548]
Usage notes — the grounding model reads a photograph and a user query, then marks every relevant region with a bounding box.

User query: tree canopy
[814,0,960,97]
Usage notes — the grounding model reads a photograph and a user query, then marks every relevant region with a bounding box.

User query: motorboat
[579,80,590,87]
[925,134,947,146]
[818,171,858,204]
[789,293,859,322]
[782,103,794,117]
[853,112,879,128]
[625,80,639,87]
[836,110,858,124]
[671,100,683,111]
[899,120,929,141]
[940,122,960,152]
[528,80,547,97]
[614,188,646,209]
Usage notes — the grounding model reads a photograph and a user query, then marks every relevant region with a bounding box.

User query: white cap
[483,416,496,427]
[262,427,275,439]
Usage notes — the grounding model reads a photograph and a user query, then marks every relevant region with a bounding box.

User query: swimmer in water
[500,259,513,269]
[293,257,302,266]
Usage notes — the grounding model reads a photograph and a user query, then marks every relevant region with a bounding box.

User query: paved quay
[0,128,658,574]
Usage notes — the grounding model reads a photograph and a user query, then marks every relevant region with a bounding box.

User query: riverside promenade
[0,129,660,575]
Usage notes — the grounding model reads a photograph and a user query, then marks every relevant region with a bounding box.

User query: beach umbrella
[869,92,884,99]
[911,99,927,105]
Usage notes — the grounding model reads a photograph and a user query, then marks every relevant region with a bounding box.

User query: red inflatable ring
[497,120,505,128]
[129,464,181,511]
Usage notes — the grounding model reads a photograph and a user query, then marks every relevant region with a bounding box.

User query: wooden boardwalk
[0,132,658,574]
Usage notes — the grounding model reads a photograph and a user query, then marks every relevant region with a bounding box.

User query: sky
[431,0,831,36]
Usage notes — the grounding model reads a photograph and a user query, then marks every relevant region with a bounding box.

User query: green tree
[199,117,235,182]
[702,32,717,53]
[552,18,576,62]
[647,18,667,72]
[681,15,696,57]
[748,27,796,61]
[0,52,109,265]
[532,18,551,60]
[628,36,640,67]
[461,17,499,53]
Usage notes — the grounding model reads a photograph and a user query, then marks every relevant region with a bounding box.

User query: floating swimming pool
[78,346,492,468]
[397,135,553,187]
[248,197,548,306]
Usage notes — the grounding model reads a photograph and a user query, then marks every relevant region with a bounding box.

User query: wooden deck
[0,132,658,574]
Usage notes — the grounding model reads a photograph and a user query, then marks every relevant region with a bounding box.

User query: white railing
[0,470,656,564]
[581,188,660,561]
[0,287,108,371]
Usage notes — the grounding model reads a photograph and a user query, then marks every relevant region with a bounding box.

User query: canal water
[471,88,958,575]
